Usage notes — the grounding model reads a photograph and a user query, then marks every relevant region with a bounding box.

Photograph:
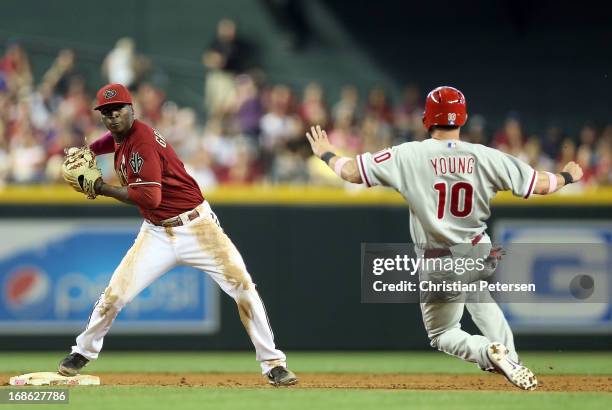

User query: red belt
[423,233,484,259]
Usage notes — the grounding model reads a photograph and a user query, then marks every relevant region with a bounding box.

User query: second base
[9,372,100,386]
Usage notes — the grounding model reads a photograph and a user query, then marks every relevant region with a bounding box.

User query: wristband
[320,151,336,165]
[560,171,574,185]
[333,157,351,177]
[545,171,557,193]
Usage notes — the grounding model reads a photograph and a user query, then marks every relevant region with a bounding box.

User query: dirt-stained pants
[72,201,286,374]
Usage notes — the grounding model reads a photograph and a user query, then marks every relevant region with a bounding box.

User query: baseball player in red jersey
[58,83,297,386]
[306,86,583,391]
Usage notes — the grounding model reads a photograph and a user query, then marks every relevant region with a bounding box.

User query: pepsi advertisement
[0,219,219,334]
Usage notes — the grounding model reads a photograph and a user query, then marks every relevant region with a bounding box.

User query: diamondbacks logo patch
[129,152,144,174]
[104,89,117,99]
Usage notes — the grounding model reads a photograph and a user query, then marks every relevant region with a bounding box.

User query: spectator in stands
[184,145,219,190]
[28,82,54,133]
[203,18,252,119]
[578,122,598,148]
[174,107,200,156]
[219,137,263,185]
[268,138,309,183]
[202,118,239,171]
[102,37,136,88]
[0,42,610,190]
[155,101,201,158]
[30,49,83,134]
[42,49,80,98]
[493,114,524,156]
[542,124,563,160]
[0,40,33,97]
[135,82,165,123]
[557,137,577,172]
[332,85,359,123]
[102,37,150,90]
[259,85,307,182]
[364,87,393,124]
[521,137,554,171]
[327,109,361,156]
[234,74,264,139]
[156,101,180,145]
[9,125,45,183]
[57,76,93,136]
[360,115,393,153]
[259,85,301,153]
[573,123,602,186]
[394,84,423,141]
[576,144,596,186]
[593,135,611,185]
[299,82,329,129]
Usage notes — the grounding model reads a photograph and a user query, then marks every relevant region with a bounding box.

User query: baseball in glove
[61,147,103,199]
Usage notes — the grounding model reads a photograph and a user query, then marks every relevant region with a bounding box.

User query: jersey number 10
[433,182,473,219]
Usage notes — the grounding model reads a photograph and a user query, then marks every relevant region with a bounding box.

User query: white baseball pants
[71,201,286,374]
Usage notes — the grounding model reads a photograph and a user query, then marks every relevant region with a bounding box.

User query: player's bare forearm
[533,161,583,195]
[328,156,363,184]
[306,125,363,184]
[94,180,135,205]
[533,173,563,195]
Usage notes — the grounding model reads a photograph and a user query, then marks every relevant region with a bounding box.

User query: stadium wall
[0,187,610,351]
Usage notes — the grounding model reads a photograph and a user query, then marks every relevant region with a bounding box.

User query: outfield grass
[1,352,610,410]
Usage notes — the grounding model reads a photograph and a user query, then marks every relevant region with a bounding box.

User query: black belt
[153,209,200,227]
[423,233,484,259]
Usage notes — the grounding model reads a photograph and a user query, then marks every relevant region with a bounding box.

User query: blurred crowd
[1,25,610,190]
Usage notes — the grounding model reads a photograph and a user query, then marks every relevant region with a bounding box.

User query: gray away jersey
[357,139,536,247]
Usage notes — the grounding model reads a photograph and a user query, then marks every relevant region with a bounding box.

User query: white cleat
[487,342,538,391]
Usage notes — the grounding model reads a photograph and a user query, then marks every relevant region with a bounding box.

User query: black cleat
[266,366,298,386]
[58,353,89,377]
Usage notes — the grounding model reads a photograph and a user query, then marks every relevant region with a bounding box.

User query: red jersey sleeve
[128,184,162,209]
[126,142,163,209]
[89,132,115,155]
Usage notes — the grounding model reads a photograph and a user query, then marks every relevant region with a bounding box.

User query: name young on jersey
[430,156,475,176]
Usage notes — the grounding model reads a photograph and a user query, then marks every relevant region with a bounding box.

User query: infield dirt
[3,373,609,392]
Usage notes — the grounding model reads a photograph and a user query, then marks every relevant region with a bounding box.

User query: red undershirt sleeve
[89,132,115,155]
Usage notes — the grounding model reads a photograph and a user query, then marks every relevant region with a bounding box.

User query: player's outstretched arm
[305,125,363,184]
[533,161,583,195]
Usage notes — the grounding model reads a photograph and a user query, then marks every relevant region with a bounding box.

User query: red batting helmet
[94,83,132,110]
[422,86,467,130]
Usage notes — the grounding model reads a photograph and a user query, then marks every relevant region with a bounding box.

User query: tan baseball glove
[61,147,102,199]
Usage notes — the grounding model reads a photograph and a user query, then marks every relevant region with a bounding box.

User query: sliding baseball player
[306,86,583,390]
